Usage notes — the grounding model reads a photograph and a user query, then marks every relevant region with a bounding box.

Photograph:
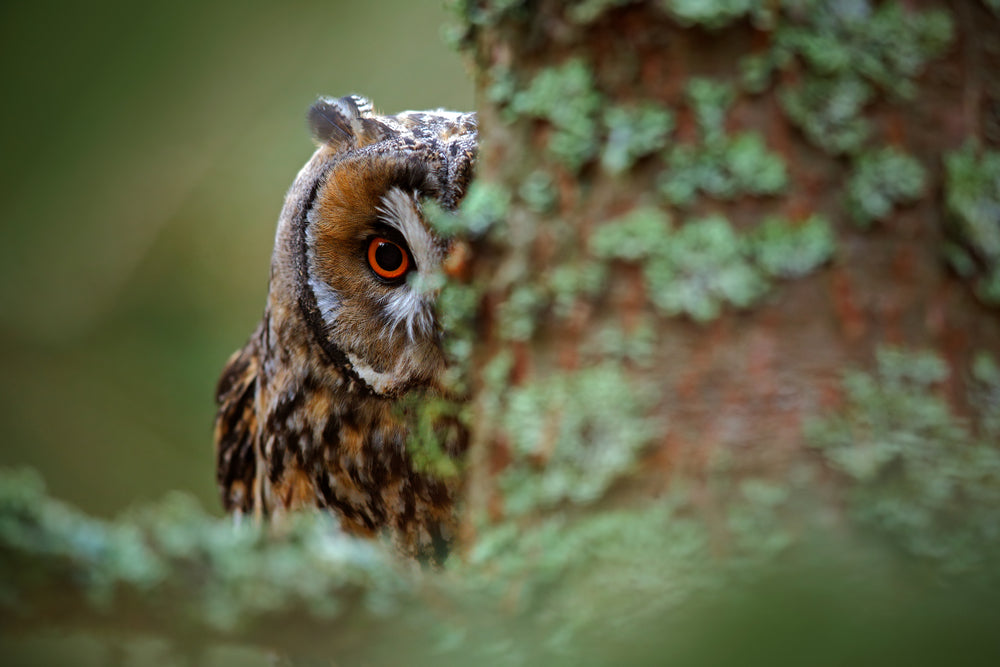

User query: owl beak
[441,240,472,281]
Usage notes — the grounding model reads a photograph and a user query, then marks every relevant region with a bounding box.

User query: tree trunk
[450,0,1000,566]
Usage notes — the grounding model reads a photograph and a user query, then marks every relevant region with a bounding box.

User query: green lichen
[777,1,953,99]
[750,214,836,279]
[588,206,672,261]
[762,1,953,156]
[462,500,719,628]
[644,215,768,322]
[456,180,512,237]
[726,132,790,195]
[943,142,1000,306]
[570,0,772,29]
[499,364,660,516]
[547,261,608,318]
[566,0,639,24]
[511,60,604,172]
[496,283,547,341]
[583,318,658,368]
[971,352,1000,438]
[518,171,557,214]
[660,0,757,30]
[481,350,515,397]
[779,76,873,155]
[806,347,1000,574]
[436,282,480,365]
[445,0,529,38]
[0,468,165,607]
[657,147,711,207]
[442,0,523,50]
[687,78,736,146]
[485,64,518,105]
[846,147,927,227]
[492,253,610,339]
[658,79,787,206]
[601,103,675,175]
[425,180,511,238]
[402,395,466,479]
[590,207,834,322]
[740,48,793,94]
[727,479,794,563]
[660,132,788,206]
[0,468,402,630]
[461,475,798,647]
[485,228,615,342]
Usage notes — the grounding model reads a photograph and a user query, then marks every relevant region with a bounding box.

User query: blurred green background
[0,0,473,516]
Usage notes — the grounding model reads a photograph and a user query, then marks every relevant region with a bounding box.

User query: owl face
[270,96,477,397]
[306,155,447,395]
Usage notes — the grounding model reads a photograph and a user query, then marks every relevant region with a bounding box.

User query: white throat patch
[347,353,402,395]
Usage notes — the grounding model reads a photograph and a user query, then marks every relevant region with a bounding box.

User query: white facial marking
[305,220,342,326]
[376,187,441,341]
[310,276,342,323]
[377,187,442,271]
[382,288,434,341]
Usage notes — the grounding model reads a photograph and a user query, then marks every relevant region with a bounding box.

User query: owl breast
[214,95,476,561]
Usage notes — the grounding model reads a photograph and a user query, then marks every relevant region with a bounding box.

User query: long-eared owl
[213,95,477,561]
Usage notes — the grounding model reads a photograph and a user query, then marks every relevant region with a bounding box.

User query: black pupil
[375,241,403,272]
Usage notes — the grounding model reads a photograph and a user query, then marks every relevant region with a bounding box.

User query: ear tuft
[307,96,360,147]
[307,95,391,152]
[347,94,374,115]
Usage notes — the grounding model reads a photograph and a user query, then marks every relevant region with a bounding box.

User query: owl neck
[253,309,458,561]
[259,303,374,402]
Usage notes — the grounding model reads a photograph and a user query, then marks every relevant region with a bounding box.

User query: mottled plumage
[214,95,476,560]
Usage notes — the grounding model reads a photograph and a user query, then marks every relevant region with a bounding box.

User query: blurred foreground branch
[3,466,1000,666]
[0,468,422,659]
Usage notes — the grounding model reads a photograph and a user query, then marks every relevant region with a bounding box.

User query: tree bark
[452,0,1000,554]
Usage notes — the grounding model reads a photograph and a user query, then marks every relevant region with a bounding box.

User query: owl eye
[367,236,411,281]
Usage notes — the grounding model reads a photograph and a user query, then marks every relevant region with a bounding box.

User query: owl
[213,95,477,561]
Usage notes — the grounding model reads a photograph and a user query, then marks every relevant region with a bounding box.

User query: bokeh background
[0,0,473,516]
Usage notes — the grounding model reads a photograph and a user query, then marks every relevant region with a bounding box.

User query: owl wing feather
[214,323,263,516]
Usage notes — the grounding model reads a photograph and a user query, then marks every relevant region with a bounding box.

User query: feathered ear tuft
[307,95,392,152]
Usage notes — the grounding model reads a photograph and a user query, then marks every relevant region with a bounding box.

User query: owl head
[267,95,477,397]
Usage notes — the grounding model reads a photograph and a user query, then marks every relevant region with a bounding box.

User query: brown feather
[214,322,263,515]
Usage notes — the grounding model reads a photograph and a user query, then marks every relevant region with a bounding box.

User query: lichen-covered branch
[0,468,421,657]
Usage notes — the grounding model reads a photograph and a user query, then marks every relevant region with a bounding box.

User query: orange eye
[367,237,410,281]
